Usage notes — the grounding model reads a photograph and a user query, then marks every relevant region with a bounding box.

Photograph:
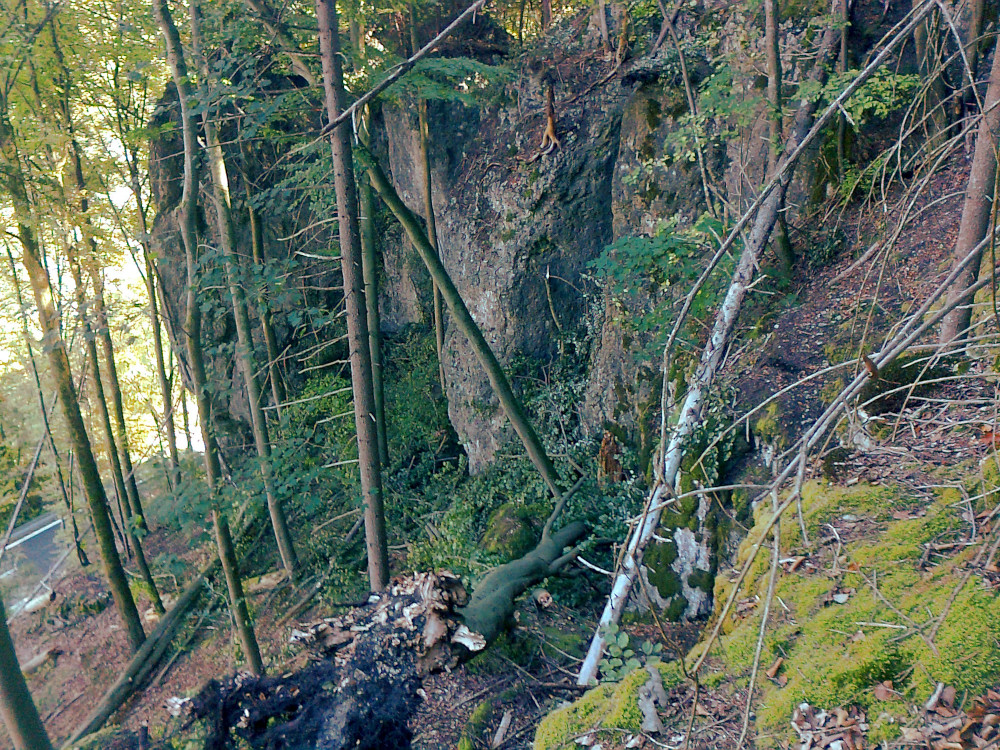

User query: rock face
[376,77,628,470]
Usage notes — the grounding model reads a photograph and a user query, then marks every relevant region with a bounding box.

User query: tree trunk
[912,0,950,142]
[0,595,53,750]
[357,108,389,465]
[419,100,447,391]
[541,0,551,30]
[4,141,146,652]
[939,33,1000,345]
[5,249,89,567]
[87,267,148,526]
[143,248,181,491]
[189,0,299,578]
[244,179,288,415]
[362,150,565,501]
[121,115,181,492]
[963,0,986,108]
[67,254,164,615]
[408,12,447,392]
[50,21,149,528]
[316,0,390,591]
[213,510,264,675]
[151,0,225,491]
[765,0,793,272]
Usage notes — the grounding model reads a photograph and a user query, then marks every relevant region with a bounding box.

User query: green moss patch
[711,478,1000,747]
[533,663,684,749]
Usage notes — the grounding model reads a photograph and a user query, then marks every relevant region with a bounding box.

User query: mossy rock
[533,662,684,749]
[754,401,794,451]
[481,502,547,560]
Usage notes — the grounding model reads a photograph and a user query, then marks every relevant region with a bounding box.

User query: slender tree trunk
[963,0,986,108]
[5,250,89,567]
[151,0,224,492]
[357,106,389,465]
[180,376,193,452]
[4,142,146,652]
[0,595,53,750]
[419,100,447,390]
[68,255,164,614]
[213,510,264,675]
[939,34,1000,344]
[408,12,447,390]
[316,0,390,591]
[121,131,182,492]
[595,0,609,50]
[152,0,279,669]
[87,267,148,526]
[363,151,565,500]
[765,0,793,272]
[243,178,288,415]
[189,0,299,578]
[50,22,149,528]
[835,0,849,176]
[144,250,181,490]
[913,0,949,141]
[541,0,551,30]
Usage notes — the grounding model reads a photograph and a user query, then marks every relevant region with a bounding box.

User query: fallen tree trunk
[61,556,221,749]
[577,0,937,685]
[188,521,588,750]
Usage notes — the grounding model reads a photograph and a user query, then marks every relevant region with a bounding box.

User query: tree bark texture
[0,595,53,750]
[939,33,1000,345]
[316,0,390,591]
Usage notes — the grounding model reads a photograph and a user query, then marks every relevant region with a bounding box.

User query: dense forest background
[0,0,998,747]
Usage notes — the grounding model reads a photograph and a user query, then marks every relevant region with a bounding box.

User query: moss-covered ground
[534,465,1000,748]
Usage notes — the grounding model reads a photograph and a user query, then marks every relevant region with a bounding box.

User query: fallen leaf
[873,681,896,702]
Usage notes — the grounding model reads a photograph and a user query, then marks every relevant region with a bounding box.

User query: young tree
[356,107,389,465]
[188,0,299,577]
[50,22,149,528]
[0,596,53,750]
[316,0,390,591]
[150,0,225,493]
[66,251,164,614]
